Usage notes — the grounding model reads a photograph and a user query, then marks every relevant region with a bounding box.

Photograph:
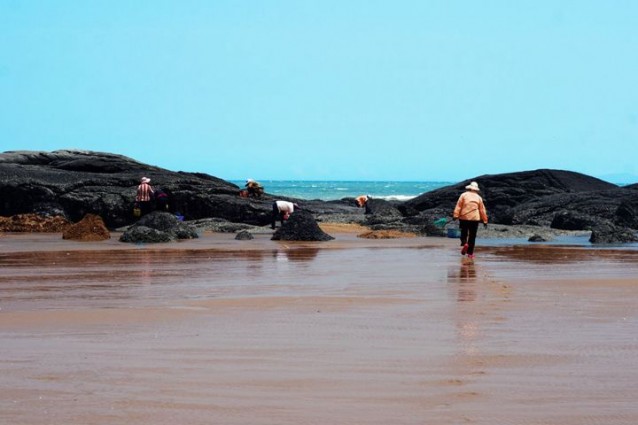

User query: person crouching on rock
[154,188,169,211]
[136,177,155,216]
[355,194,369,208]
[245,179,264,198]
[453,181,488,259]
[272,200,298,229]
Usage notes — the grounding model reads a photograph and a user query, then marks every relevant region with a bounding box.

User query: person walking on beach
[135,177,155,216]
[453,181,488,259]
[271,200,298,229]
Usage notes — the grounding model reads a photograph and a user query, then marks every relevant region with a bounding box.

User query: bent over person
[453,181,488,259]
[136,177,155,216]
[355,194,369,208]
[245,179,264,198]
[271,200,298,229]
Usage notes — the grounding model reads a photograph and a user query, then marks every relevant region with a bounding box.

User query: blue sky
[1,1,637,182]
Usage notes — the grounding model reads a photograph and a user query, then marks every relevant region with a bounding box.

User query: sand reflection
[284,247,320,262]
[447,260,484,358]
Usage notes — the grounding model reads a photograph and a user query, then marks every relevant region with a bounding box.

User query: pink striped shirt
[136,183,154,202]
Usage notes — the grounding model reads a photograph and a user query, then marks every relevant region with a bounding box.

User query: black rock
[404,169,638,229]
[363,198,403,226]
[6,151,638,239]
[528,234,547,242]
[400,209,450,236]
[615,199,638,228]
[119,226,173,243]
[364,198,402,216]
[235,230,254,240]
[550,211,607,230]
[120,211,198,243]
[406,169,616,222]
[271,210,334,241]
[0,150,357,229]
[190,218,256,233]
[589,224,638,244]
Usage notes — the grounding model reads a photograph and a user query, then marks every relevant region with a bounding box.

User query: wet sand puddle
[1,237,638,424]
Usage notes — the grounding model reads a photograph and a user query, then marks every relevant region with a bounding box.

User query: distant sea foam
[231,180,453,201]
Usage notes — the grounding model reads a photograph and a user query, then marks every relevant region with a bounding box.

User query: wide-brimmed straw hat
[141,177,151,183]
[465,181,480,191]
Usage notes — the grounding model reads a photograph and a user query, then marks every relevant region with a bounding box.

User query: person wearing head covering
[271,200,299,229]
[355,194,369,208]
[453,181,488,259]
[135,176,155,216]
[154,187,169,211]
[245,178,264,198]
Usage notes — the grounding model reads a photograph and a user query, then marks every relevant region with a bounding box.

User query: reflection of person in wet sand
[457,260,477,302]
[447,260,510,366]
[272,247,320,264]
[136,250,153,285]
[285,248,320,262]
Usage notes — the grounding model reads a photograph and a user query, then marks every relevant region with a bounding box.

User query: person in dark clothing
[154,188,169,211]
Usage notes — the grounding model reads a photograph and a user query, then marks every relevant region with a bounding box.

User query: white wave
[376,195,418,201]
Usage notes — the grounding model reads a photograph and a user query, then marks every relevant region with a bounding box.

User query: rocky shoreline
[1,150,637,244]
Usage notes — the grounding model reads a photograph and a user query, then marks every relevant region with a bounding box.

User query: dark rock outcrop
[404,169,638,231]
[235,230,254,240]
[406,169,617,223]
[4,151,638,243]
[615,199,638,229]
[271,210,334,241]
[589,224,638,244]
[0,150,359,229]
[364,198,403,226]
[550,211,608,231]
[62,214,110,241]
[528,234,548,242]
[120,211,198,243]
[189,218,257,233]
[119,226,173,243]
[401,208,452,236]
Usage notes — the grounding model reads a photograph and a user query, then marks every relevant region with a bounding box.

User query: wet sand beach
[1,232,638,424]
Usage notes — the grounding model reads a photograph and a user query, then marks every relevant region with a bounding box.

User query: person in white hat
[355,194,370,208]
[453,181,488,259]
[271,200,299,229]
[135,176,155,216]
[245,178,264,198]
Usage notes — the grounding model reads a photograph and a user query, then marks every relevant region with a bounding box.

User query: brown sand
[318,222,369,234]
[1,232,637,424]
[357,229,418,239]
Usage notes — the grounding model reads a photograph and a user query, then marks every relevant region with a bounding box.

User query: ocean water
[231,180,453,201]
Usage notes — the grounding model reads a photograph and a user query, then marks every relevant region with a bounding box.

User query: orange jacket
[453,191,488,223]
[355,195,368,207]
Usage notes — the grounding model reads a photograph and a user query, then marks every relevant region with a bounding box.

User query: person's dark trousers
[156,200,168,211]
[271,202,284,229]
[139,201,153,216]
[459,220,480,255]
